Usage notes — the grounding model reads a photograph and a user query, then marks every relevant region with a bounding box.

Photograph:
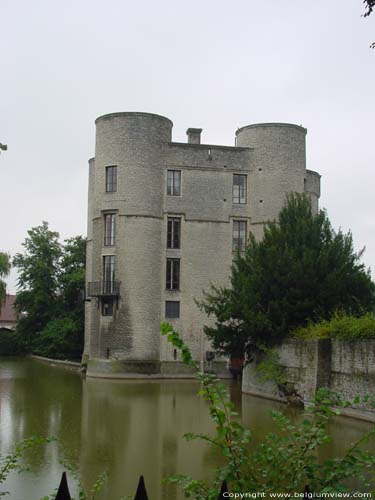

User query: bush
[293,313,375,340]
[33,317,83,360]
[0,330,23,355]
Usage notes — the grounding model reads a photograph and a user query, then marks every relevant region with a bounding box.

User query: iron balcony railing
[87,281,120,297]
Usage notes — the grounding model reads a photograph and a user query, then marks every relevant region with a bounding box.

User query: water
[0,358,373,500]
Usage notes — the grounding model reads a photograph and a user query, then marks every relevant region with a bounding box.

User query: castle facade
[84,112,320,377]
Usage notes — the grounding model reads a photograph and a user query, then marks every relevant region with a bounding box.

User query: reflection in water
[0,358,374,500]
[79,378,218,499]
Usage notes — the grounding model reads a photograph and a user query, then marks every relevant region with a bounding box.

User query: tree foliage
[13,222,61,347]
[364,0,375,17]
[0,252,11,307]
[12,222,86,359]
[199,194,375,359]
[59,236,86,325]
[363,0,375,48]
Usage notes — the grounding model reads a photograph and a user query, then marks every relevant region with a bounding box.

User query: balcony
[87,281,120,297]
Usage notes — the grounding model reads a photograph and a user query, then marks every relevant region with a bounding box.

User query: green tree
[13,222,62,350]
[13,224,86,358]
[59,235,86,321]
[34,236,86,359]
[199,194,375,359]
[0,252,11,306]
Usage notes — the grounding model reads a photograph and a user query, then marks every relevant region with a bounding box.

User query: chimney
[186,128,202,144]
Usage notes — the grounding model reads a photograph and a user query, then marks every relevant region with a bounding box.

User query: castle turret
[86,112,173,373]
[236,123,307,235]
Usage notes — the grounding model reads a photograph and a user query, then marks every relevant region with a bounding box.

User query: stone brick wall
[242,338,375,421]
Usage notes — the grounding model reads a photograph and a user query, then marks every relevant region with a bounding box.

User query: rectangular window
[104,214,116,246]
[167,218,181,249]
[167,170,181,196]
[233,220,247,252]
[165,301,180,318]
[166,258,180,290]
[233,174,247,204]
[102,299,114,316]
[105,166,117,192]
[103,255,115,293]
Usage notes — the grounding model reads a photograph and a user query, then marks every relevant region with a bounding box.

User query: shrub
[293,313,375,340]
[0,330,23,355]
[33,318,83,360]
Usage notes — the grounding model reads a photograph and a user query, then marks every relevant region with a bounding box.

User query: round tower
[87,112,173,373]
[236,123,307,234]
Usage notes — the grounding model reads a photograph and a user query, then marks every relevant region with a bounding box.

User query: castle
[84,112,320,378]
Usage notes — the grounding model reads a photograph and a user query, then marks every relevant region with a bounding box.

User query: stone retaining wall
[242,338,375,422]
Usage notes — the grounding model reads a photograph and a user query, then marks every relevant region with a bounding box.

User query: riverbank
[30,354,82,372]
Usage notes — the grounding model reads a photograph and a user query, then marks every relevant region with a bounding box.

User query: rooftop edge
[236,123,307,135]
[95,112,173,127]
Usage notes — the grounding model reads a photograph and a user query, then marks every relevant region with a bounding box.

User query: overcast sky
[1,0,374,293]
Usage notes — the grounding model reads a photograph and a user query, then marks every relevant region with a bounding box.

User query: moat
[0,358,373,500]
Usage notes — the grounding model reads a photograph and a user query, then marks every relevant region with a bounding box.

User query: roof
[0,295,17,323]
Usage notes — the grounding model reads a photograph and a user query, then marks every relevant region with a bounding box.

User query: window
[166,258,180,290]
[233,174,247,204]
[103,255,115,293]
[233,220,247,252]
[167,218,181,249]
[104,214,115,246]
[102,299,114,316]
[105,166,117,192]
[167,170,181,196]
[165,301,180,318]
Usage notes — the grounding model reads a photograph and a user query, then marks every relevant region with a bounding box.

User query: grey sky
[1,0,374,293]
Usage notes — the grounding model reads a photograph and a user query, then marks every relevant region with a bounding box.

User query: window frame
[167,170,181,196]
[232,174,247,204]
[232,220,247,253]
[165,301,180,319]
[166,258,180,290]
[104,213,116,246]
[167,217,181,249]
[103,255,115,293]
[105,166,117,193]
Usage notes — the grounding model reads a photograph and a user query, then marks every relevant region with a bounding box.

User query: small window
[166,258,180,290]
[102,299,114,316]
[165,301,180,318]
[105,166,117,192]
[104,214,116,246]
[233,174,247,204]
[167,218,181,249]
[233,220,247,252]
[167,170,181,196]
